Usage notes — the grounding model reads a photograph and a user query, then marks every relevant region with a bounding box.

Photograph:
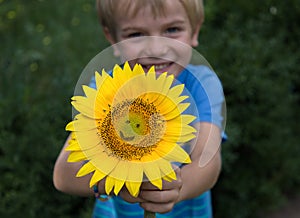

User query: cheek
[168,63,184,77]
[172,45,192,67]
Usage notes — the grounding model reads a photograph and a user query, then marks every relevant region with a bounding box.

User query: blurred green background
[0,0,299,217]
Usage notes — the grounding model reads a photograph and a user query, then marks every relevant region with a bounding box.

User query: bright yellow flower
[66,62,196,197]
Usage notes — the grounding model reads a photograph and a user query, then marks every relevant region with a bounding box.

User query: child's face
[106,0,200,77]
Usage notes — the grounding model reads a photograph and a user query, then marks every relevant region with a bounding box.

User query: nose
[143,36,169,58]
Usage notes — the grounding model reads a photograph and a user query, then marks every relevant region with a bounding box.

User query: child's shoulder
[181,64,223,88]
[185,64,217,78]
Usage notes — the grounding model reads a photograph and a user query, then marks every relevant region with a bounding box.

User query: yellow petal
[113,178,125,195]
[177,133,196,142]
[82,85,97,100]
[123,61,134,75]
[67,151,87,162]
[168,84,184,99]
[109,161,129,181]
[143,72,171,102]
[112,64,125,79]
[70,116,98,131]
[91,154,119,176]
[147,65,156,74]
[113,64,133,93]
[146,68,156,81]
[125,181,142,197]
[178,114,196,124]
[155,140,177,154]
[142,92,164,105]
[157,160,176,181]
[177,103,191,113]
[143,162,162,189]
[144,72,157,92]
[132,63,145,76]
[71,96,95,118]
[163,103,190,120]
[76,161,95,177]
[96,70,119,104]
[95,70,109,89]
[94,70,103,88]
[65,121,75,131]
[126,163,143,183]
[105,176,115,195]
[113,75,143,102]
[89,170,106,187]
[171,95,189,105]
[162,74,174,92]
[156,144,191,163]
[150,179,162,190]
[145,74,174,103]
[162,132,195,143]
[162,170,177,182]
[162,175,173,182]
[140,150,162,162]
[65,140,81,151]
[75,130,102,150]
[154,94,188,117]
[155,97,178,116]
[165,124,196,136]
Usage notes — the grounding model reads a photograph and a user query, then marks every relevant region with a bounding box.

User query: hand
[138,167,182,214]
[118,187,144,203]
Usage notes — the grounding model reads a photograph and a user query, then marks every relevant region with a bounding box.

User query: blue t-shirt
[90,64,225,218]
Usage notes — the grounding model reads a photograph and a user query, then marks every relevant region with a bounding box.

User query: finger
[162,176,182,190]
[139,189,179,203]
[141,177,182,191]
[140,181,160,190]
[119,187,144,203]
[140,201,174,214]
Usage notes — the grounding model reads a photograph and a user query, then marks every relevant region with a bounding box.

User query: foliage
[0,0,299,217]
[203,0,300,217]
[0,0,104,217]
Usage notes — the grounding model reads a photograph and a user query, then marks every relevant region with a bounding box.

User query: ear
[103,27,120,57]
[191,23,202,47]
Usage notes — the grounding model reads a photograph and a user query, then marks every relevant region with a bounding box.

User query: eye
[136,124,140,128]
[127,32,144,38]
[165,27,180,34]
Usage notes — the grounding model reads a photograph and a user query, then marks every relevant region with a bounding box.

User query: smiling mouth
[142,62,172,72]
[119,131,135,141]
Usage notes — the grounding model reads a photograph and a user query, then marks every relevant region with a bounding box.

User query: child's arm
[179,122,222,200]
[53,135,105,196]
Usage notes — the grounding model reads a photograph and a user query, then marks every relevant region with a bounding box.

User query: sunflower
[66,62,196,197]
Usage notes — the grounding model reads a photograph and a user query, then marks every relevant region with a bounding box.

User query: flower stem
[144,210,156,218]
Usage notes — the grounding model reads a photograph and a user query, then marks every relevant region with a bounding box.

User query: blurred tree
[0,0,105,217]
[202,0,300,217]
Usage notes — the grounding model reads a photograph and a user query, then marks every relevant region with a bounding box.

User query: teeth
[142,63,170,71]
[154,64,169,70]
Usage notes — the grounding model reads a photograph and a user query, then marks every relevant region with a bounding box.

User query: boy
[53,0,225,217]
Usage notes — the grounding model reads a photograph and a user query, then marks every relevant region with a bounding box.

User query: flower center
[98,98,166,161]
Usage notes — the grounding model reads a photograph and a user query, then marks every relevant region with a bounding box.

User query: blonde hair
[96,0,204,40]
